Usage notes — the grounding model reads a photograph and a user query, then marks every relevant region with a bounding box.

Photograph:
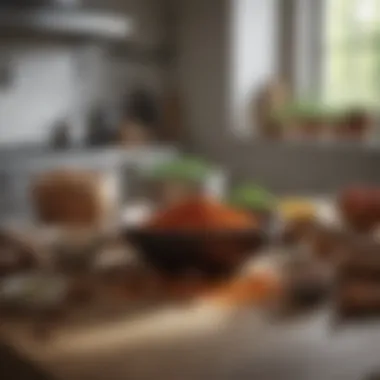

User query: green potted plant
[272,102,328,140]
[145,156,213,207]
[229,184,277,226]
[290,102,327,139]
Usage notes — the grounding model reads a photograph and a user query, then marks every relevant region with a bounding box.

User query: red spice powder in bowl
[147,196,257,231]
[126,196,264,278]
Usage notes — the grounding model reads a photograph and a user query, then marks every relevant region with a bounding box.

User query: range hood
[0,3,132,41]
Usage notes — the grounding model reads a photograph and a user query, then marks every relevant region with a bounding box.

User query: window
[323,0,380,107]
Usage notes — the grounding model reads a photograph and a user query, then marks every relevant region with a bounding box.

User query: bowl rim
[124,227,265,239]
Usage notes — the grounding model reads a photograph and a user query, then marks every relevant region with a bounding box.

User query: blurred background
[2,0,380,224]
[1,2,380,380]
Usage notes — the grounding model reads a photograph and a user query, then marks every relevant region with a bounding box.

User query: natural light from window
[323,0,380,107]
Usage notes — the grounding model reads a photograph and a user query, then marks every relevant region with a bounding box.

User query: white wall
[176,0,231,154]
[0,45,99,145]
[0,47,70,145]
[294,0,325,98]
[231,0,278,136]
[176,0,279,149]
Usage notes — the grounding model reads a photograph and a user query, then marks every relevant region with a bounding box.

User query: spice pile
[148,196,257,231]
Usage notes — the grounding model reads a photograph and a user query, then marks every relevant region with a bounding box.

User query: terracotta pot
[336,123,366,141]
[332,121,346,140]
[297,119,322,139]
[261,120,283,140]
[337,111,371,141]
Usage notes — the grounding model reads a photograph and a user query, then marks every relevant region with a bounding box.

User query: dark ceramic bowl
[124,228,266,278]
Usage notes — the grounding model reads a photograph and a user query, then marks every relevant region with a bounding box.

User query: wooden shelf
[0,7,131,41]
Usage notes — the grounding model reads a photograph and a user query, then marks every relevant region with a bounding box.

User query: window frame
[293,0,326,100]
[295,0,380,106]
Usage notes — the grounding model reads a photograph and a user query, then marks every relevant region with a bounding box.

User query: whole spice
[338,186,378,233]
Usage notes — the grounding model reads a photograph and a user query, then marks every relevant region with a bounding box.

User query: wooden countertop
[2,300,380,380]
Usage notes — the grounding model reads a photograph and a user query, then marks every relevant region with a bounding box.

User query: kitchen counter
[0,197,378,380]
[1,301,380,380]
[0,342,53,380]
